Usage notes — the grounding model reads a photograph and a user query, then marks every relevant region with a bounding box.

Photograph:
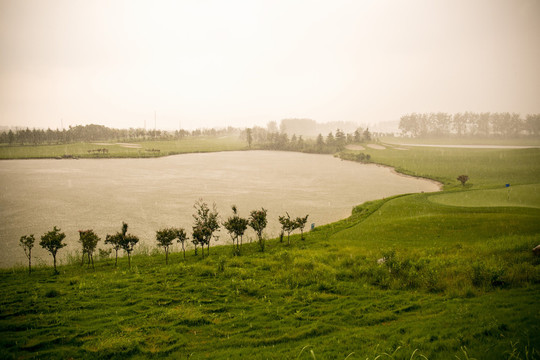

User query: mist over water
[0,151,440,267]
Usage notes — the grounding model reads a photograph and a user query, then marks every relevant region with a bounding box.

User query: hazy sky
[1,0,539,130]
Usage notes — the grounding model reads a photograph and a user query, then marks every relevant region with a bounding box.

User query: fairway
[429,184,540,209]
[345,146,540,188]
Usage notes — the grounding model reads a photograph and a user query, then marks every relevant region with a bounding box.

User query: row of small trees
[248,128,372,154]
[18,200,309,273]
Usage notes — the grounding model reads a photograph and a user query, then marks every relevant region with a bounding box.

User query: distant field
[0,136,247,159]
[429,184,540,209]
[380,136,540,146]
[348,146,540,188]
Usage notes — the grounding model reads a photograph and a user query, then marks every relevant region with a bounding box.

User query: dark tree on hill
[278,213,296,246]
[79,229,100,269]
[294,215,309,241]
[120,233,139,269]
[176,228,188,260]
[457,175,469,186]
[105,233,122,266]
[156,227,178,264]
[105,222,128,266]
[191,226,203,257]
[192,200,220,257]
[19,234,35,274]
[106,222,138,268]
[223,205,249,254]
[40,226,66,274]
[249,208,268,252]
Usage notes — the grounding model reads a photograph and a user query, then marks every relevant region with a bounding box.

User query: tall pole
[154,110,157,139]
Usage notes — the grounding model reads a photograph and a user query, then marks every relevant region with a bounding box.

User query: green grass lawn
[1,139,539,359]
[346,146,540,188]
[0,136,247,159]
[429,184,540,209]
[380,136,540,146]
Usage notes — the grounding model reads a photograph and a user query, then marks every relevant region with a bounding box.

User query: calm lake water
[0,151,441,267]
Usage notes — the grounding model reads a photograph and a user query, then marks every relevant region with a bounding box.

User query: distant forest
[3,112,538,146]
[0,119,372,147]
[399,112,540,138]
[0,124,239,146]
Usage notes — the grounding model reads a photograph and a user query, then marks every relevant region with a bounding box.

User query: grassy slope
[1,143,540,359]
[0,136,246,159]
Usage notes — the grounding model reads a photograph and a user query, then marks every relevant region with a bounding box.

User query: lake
[0,151,441,267]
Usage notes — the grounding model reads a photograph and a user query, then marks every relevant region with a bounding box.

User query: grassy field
[0,136,247,159]
[1,140,539,359]
[429,184,540,209]
[347,146,540,188]
[380,136,540,146]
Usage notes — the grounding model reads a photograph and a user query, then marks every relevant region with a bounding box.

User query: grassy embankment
[1,141,539,359]
[0,136,246,159]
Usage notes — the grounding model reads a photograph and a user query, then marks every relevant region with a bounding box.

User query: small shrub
[98,248,112,260]
[421,267,444,292]
[471,261,507,288]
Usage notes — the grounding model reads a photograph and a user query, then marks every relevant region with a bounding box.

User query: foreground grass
[1,194,539,359]
[0,136,246,159]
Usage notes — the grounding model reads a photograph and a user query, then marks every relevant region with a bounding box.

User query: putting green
[429,184,540,208]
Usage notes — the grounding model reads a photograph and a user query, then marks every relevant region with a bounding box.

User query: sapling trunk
[53,253,58,274]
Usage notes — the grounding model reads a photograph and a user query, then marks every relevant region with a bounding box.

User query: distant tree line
[242,125,373,155]
[19,200,310,274]
[0,124,240,145]
[399,112,540,138]
[277,118,361,137]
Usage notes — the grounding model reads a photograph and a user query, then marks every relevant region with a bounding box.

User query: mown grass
[0,136,246,159]
[1,140,539,359]
[380,136,540,146]
[346,146,540,188]
[429,184,540,209]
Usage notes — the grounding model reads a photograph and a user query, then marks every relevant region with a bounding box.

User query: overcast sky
[1,0,539,130]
